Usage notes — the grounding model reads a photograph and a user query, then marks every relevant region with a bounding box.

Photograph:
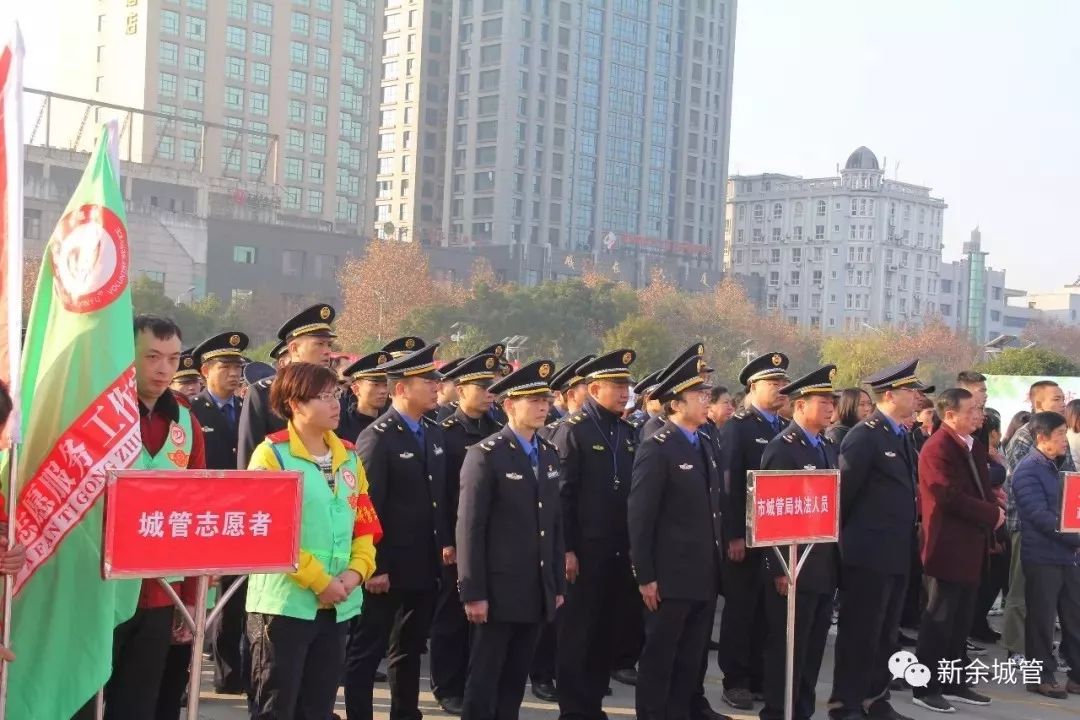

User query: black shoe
[943,687,991,706]
[531,681,558,702]
[912,694,956,713]
[721,688,753,711]
[611,668,638,686]
[438,696,464,715]
[970,627,1001,644]
[374,669,388,682]
[691,703,733,720]
[866,698,914,720]
[897,631,917,647]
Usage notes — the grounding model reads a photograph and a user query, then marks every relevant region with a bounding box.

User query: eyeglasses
[312,388,344,403]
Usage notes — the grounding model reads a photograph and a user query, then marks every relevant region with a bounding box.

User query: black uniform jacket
[191,390,242,471]
[456,425,566,623]
[628,420,724,602]
[356,407,449,590]
[838,409,918,575]
[760,423,840,594]
[440,407,502,547]
[236,377,284,469]
[549,399,637,556]
[720,406,788,542]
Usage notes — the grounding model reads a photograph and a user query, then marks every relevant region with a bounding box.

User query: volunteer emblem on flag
[50,204,129,314]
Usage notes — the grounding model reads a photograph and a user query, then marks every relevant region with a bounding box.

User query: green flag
[4,123,142,719]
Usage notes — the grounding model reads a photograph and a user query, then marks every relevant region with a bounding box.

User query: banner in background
[985,374,1080,429]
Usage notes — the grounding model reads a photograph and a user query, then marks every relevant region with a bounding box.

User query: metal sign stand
[772,542,814,720]
[92,575,247,720]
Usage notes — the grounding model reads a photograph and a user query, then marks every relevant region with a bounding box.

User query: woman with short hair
[246,362,382,720]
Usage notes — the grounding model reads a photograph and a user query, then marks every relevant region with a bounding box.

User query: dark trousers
[344,588,436,720]
[556,550,639,720]
[1023,562,1080,684]
[899,539,924,629]
[530,621,556,684]
[636,598,714,720]
[431,565,471,700]
[248,610,346,720]
[972,542,1010,636]
[155,643,191,720]
[462,620,542,720]
[829,565,908,713]
[760,588,833,720]
[103,606,175,720]
[716,550,766,691]
[212,575,248,693]
[914,577,978,697]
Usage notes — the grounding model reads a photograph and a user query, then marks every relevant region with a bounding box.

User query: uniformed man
[828,360,923,720]
[626,369,662,434]
[190,331,250,696]
[457,359,566,720]
[338,351,391,441]
[540,354,595,439]
[237,304,337,469]
[641,344,712,440]
[383,335,426,358]
[433,357,464,421]
[346,344,449,720]
[269,339,289,370]
[716,352,790,712]
[170,347,203,400]
[628,355,725,720]
[551,349,640,720]
[239,360,274,401]
[530,353,594,702]
[759,366,840,720]
[429,352,503,714]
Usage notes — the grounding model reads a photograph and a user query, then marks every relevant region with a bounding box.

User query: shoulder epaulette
[266,429,290,443]
[783,432,795,443]
[654,430,671,444]
[421,415,438,428]
[480,435,505,452]
[864,418,880,429]
[822,434,835,445]
[732,409,751,421]
[699,429,712,441]
[538,436,558,451]
[567,411,586,424]
[374,420,391,433]
[441,416,459,429]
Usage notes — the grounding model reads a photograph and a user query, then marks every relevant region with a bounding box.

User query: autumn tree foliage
[1022,319,1080,361]
[337,239,462,351]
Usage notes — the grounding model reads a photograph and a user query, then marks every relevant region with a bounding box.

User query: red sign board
[1061,472,1080,533]
[746,470,840,547]
[103,470,303,579]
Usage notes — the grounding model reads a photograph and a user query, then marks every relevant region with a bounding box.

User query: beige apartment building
[50,0,377,234]
[372,0,452,242]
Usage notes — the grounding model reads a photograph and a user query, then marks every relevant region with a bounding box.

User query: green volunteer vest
[138,406,195,587]
[245,439,364,622]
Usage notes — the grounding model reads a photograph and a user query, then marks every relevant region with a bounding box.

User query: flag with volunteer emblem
[3,122,142,719]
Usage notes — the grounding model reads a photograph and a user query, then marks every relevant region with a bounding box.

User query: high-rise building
[372,0,452,242]
[50,0,377,233]
[937,229,1008,343]
[440,0,736,274]
[724,146,949,332]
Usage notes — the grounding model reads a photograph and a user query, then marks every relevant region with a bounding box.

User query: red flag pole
[0,21,25,719]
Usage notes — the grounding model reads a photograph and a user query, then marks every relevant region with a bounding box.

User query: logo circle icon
[485,357,495,369]
[539,363,551,378]
[50,204,129,314]
[771,354,783,367]
[319,306,331,320]
[405,338,416,349]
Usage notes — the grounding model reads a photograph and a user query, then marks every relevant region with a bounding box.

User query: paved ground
[197,615,1080,720]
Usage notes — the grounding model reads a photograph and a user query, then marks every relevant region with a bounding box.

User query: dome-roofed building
[845,146,880,171]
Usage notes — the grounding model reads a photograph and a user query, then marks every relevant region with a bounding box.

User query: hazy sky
[4,1,1079,291]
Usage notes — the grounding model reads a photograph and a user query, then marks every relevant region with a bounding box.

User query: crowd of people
[3,300,1080,720]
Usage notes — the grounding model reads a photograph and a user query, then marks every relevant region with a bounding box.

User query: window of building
[287,100,306,122]
[249,92,269,115]
[772,202,783,219]
[289,70,307,94]
[816,200,826,217]
[181,139,199,164]
[183,78,203,101]
[314,17,331,42]
[252,31,271,55]
[313,75,328,99]
[159,41,179,66]
[292,11,310,34]
[770,248,781,263]
[477,95,498,115]
[158,72,178,97]
[233,245,255,264]
[225,56,245,80]
[282,250,305,276]
[250,61,270,86]
[161,10,180,34]
[185,16,206,40]
[482,18,502,39]
[481,44,501,65]
[290,41,309,65]
[314,46,330,69]
[768,271,780,287]
[752,203,763,221]
[815,225,825,240]
[159,136,176,160]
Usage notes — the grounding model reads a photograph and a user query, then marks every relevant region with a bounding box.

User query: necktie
[528,446,539,480]
[414,425,424,448]
[222,401,236,430]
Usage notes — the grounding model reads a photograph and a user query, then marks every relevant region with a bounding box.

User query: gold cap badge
[405,338,416,349]
[229,334,240,347]
[485,357,495,369]
[829,368,837,382]
[319,306,331,320]
[539,363,551,378]
[622,351,633,365]
[378,354,388,364]
[771,354,783,367]
[183,357,193,368]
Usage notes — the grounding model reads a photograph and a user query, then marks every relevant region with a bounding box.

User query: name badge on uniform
[592,444,605,451]
[399,451,415,459]
[202,427,215,433]
[547,468,559,479]
[755,438,768,444]
[506,472,523,480]
[884,451,897,458]
[678,463,694,470]
[433,445,444,456]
